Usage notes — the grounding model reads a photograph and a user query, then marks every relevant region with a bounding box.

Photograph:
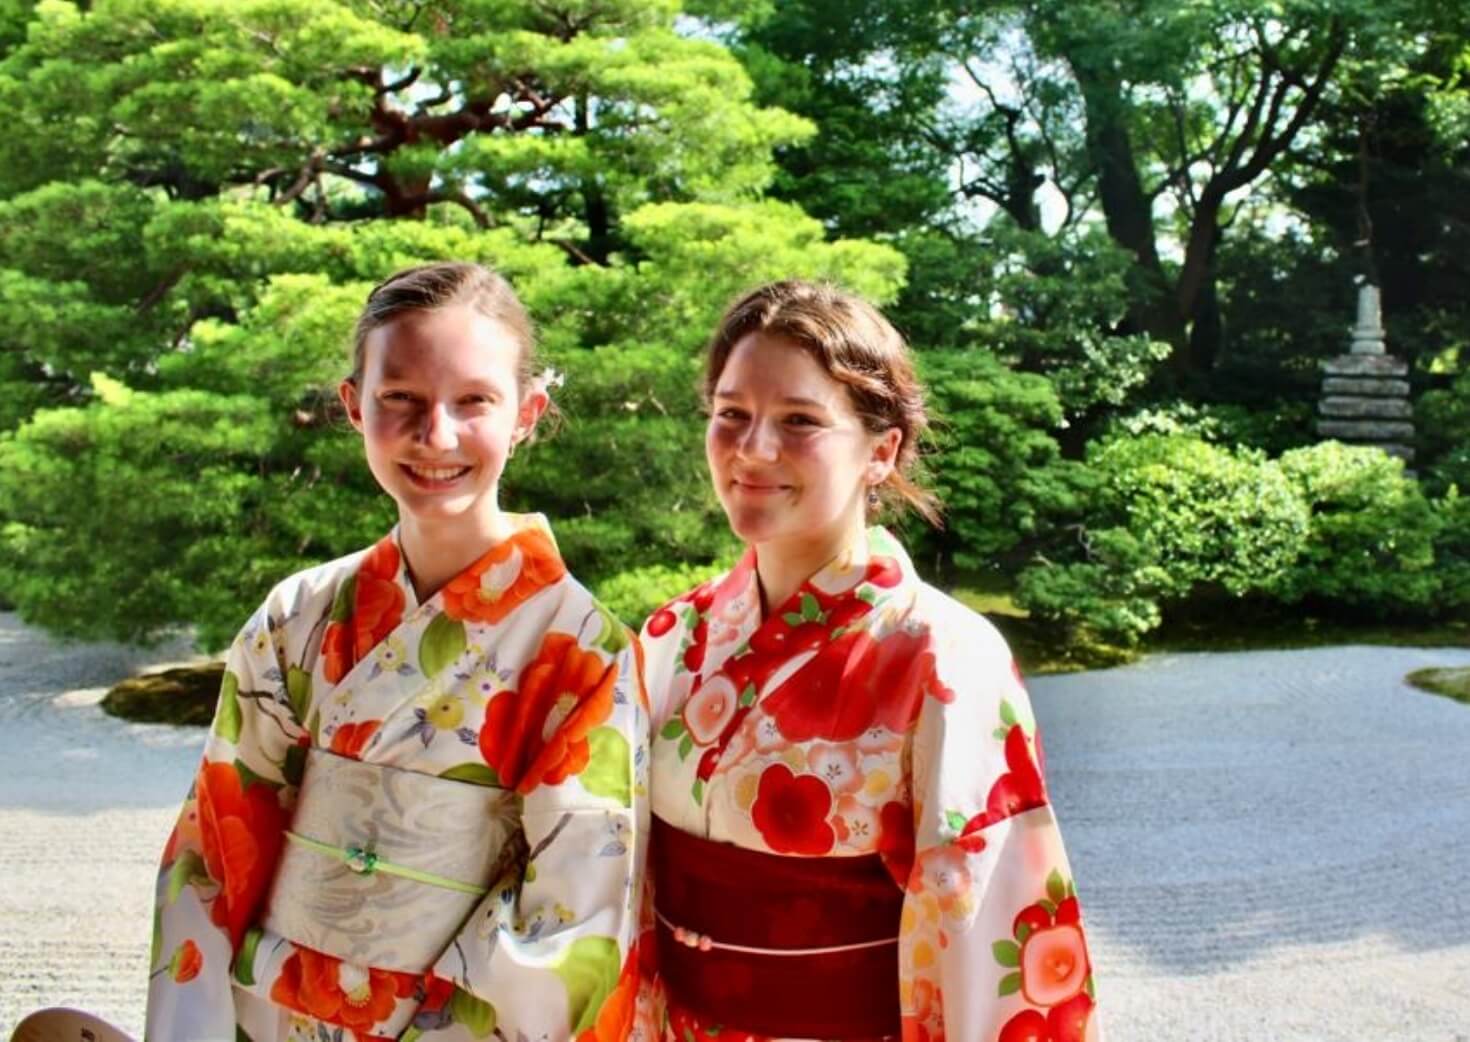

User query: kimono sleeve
[431,627,647,1042]
[146,602,308,1042]
[896,615,1102,1042]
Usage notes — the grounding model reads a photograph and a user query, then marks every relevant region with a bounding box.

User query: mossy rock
[1406,667,1470,706]
[102,662,226,726]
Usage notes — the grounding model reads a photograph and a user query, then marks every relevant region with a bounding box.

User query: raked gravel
[0,611,1467,1041]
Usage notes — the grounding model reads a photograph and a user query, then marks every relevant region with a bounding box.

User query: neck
[397,507,516,603]
[754,511,871,616]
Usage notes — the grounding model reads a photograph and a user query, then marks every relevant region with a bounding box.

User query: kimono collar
[387,513,568,622]
[710,526,918,632]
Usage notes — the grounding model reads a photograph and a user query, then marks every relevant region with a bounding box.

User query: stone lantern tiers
[1316,283,1414,461]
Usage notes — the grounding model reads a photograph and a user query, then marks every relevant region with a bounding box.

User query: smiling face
[707,331,899,558]
[339,303,545,542]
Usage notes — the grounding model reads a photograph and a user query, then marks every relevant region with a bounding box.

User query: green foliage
[1014,525,1168,649]
[916,349,1070,571]
[1088,435,1309,597]
[970,225,1172,419]
[0,0,905,647]
[1432,488,1470,612]
[1269,442,1442,612]
[0,379,306,648]
[1418,367,1470,494]
[1015,435,1310,646]
[592,561,730,631]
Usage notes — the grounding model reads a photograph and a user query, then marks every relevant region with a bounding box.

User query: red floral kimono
[635,528,1101,1042]
[146,516,647,1042]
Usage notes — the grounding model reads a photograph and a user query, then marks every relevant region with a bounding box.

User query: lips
[731,476,791,495]
[400,462,472,486]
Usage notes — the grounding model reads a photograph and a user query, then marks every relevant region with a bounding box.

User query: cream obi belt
[263,748,522,974]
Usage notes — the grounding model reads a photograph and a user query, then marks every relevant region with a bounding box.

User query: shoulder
[252,546,373,631]
[910,583,1015,668]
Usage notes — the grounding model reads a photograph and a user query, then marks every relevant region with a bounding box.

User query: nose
[735,415,780,461]
[417,402,458,451]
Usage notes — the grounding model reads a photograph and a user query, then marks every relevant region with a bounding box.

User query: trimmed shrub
[1269,442,1442,613]
[593,561,730,630]
[1015,434,1309,646]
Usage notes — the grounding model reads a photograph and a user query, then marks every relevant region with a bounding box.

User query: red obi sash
[652,816,904,1039]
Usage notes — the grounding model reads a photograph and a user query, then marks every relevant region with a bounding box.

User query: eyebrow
[376,368,505,391]
[712,389,830,408]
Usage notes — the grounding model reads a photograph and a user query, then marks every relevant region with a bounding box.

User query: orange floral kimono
[147,515,647,1042]
[634,528,1100,1042]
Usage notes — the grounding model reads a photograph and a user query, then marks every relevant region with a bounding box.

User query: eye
[459,393,497,407]
[785,413,821,427]
[380,390,417,404]
[715,407,749,421]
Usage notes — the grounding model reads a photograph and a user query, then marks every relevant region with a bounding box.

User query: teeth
[408,464,469,481]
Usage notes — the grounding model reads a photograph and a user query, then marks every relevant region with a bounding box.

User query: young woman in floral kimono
[142,263,647,1042]
[636,282,1101,1042]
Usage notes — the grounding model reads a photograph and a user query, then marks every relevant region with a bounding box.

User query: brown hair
[348,261,538,391]
[705,280,941,526]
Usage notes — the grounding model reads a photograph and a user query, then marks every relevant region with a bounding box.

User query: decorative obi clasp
[262,748,522,975]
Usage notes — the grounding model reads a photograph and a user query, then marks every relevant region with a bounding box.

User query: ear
[866,426,902,486]
[339,379,365,433]
[513,387,550,445]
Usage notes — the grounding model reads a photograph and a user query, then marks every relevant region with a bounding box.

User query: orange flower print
[320,620,354,685]
[322,537,406,684]
[575,944,639,1042]
[479,632,616,793]
[442,526,566,625]
[195,760,287,948]
[169,939,202,983]
[900,977,942,1042]
[269,946,416,1035]
[329,719,381,760]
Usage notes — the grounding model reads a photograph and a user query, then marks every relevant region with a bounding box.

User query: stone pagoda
[1316,282,1414,462]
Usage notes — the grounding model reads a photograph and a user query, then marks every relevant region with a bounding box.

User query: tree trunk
[1069,58,1189,358]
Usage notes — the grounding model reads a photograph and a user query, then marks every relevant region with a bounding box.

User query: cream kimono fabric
[147,516,648,1042]
[636,528,1101,1042]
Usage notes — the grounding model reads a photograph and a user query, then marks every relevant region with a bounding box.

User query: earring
[507,439,518,460]
[867,487,880,509]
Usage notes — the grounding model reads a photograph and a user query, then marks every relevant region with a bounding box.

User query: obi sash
[652,816,903,1039]
[263,748,522,974]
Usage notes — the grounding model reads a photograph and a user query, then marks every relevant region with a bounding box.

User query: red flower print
[683,617,710,672]
[750,763,834,855]
[169,939,202,983]
[1014,902,1053,939]
[270,946,416,1035]
[419,973,456,1013]
[998,1009,1049,1042]
[646,607,677,637]
[961,724,1048,837]
[878,799,915,885]
[329,719,380,760]
[867,555,902,588]
[442,526,566,625]
[195,760,286,948]
[1021,923,1089,1006]
[1048,992,1097,1042]
[322,537,406,684]
[479,632,616,793]
[763,625,952,743]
